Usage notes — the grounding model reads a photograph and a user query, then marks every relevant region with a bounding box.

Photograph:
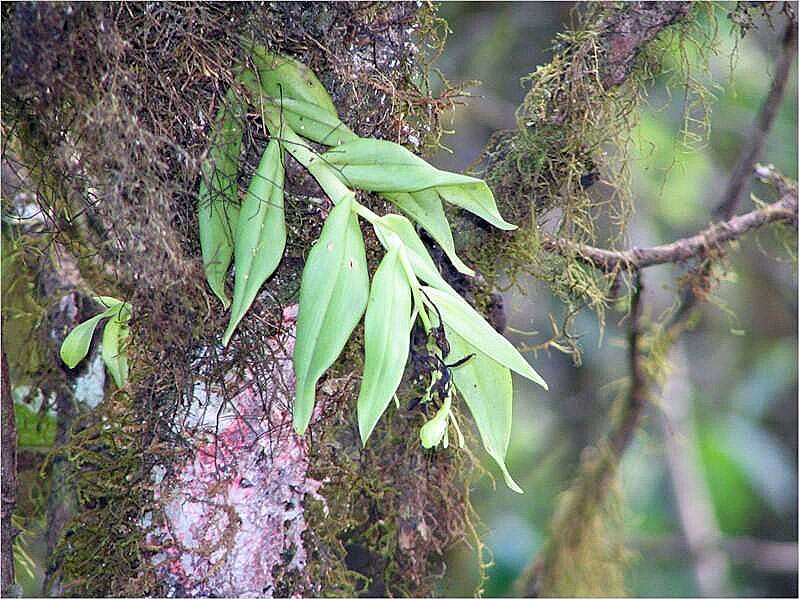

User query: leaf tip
[450,255,476,277]
[358,427,370,448]
[59,346,77,369]
[500,464,524,494]
[357,413,372,447]
[461,266,476,277]
[293,418,308,436]
[531,371,549,391]
[292,384,316,437]
[207,279,231,310]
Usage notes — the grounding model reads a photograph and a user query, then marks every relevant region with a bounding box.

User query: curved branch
[714,17,797,219]
[544,191,798,272]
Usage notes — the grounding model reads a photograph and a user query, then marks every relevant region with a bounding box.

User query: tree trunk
[2,3,471,596]
[1,336,19,596]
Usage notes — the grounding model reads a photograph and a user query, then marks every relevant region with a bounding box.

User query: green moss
[4,2,741,595]
[13,403,56,448]
[449,3,727,366]
[48,393,161,597]
[301,379,477,597]
[1,230,47,382]
[527,445,629,597]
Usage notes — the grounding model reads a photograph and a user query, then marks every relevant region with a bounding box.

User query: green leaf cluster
[58,296,131,388]
[191,43,549,492]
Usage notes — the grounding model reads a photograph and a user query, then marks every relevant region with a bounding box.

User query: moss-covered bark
[5,2,777,597]
[1,2,479,596]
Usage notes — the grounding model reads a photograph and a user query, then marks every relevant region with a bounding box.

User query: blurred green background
[435,3,797,597]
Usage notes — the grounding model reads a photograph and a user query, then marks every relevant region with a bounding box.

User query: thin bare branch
[544,191,797,272]
[631,535,798,574]
[608,271,647,457]
[660,344,731,596]
[714,18,797,220]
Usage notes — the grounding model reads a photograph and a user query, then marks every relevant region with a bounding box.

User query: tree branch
[544,191,798,272]
[474,2,694,223]
[660,343,731,596]
[599,2,694,88]
[714,17,797,220]
[674,9,796,325]
[631,535,798,574]
[608,270,647,457]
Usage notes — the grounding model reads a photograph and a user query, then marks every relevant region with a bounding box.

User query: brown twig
[672,8,796,328]
[714,18,797,220]
[608,271,646,457]
[544,191,798,272]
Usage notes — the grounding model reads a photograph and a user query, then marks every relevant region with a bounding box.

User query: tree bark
[2,3,467,596]
[1,335,18,595]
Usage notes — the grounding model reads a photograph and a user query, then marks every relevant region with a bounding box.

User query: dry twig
[544,190,798,272]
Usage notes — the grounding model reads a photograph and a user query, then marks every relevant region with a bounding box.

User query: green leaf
[446,326,522,493]
[318,138,477,192]
[248,45,338,117]
[293,194,369,434]
[373,214,451,292]
[421,286,547,390]
[270,97,358,146]
[437,181,516,231]
[198,89,245,308]
[420,399,451,449]
[59,313,108,369]
[60,297,132,371]
[383,189,475,276]
[319,140,518,231]
[102,316,129,388]
[94,296,124,310]
[357,245,413,445]
[222,139,286,346]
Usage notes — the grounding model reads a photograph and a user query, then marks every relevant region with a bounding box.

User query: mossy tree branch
[1,2,795,595]
[714,17,797,220]
[513,4,796,596]
[515,273,646,597]
[477,1,693,220]
[609,270,646,457]
[672,10,797,327]
[597,1,693,88]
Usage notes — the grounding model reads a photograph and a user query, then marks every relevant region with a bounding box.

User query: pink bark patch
[146,305,327,597]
